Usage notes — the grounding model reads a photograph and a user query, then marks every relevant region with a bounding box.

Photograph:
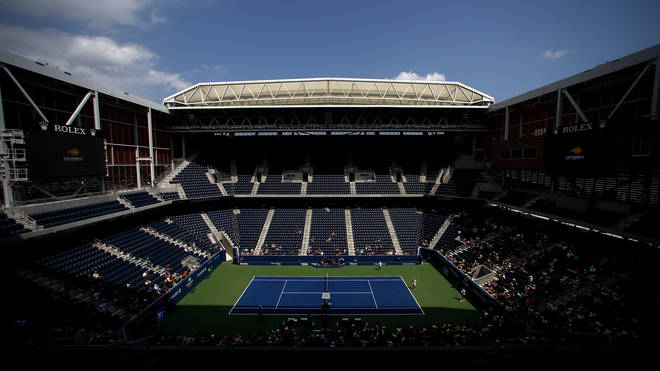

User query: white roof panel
[163,78,494,109]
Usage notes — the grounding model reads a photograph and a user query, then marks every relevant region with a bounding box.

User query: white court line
[399,276,425,315]
[253,277,403,282]
[229,276,256,314]
[275,280,288,308]
[367,280,378,309]
[229,307,425,316]
[281,291,375,295]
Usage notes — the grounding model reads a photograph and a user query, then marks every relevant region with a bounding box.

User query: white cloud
[395,71,446,81]
[0,0,161,28]
[0,24,190,100]
[540,49,569,60]
[145,70,190,91]
[149,10,168,25]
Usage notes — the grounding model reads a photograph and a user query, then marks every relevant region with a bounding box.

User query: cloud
[395,71,446,81]
[149,10,168,25]
[189,64,227,76]
[0,24,190,100]
[540,49,569,60]
[0,0,161,28]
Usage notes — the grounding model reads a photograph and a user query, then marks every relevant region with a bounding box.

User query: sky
[0,0,659,104]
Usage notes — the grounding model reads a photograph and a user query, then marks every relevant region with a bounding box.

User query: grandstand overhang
[163,78,495,109]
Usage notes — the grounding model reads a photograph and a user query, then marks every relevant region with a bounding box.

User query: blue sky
[1,0,659,103]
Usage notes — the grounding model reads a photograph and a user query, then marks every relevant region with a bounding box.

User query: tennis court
[229,276,424,315]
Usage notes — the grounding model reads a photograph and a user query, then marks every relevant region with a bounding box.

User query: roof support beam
[504,106,510,140]
[1,64,49,123]
[652,58,660,120]
[92,91,101,130]
[65,91,93,126]
[562,89,588,123]
[555,89,562,128]
[0,77,5,131]
[147,108,155,186]
[608,62,651,121]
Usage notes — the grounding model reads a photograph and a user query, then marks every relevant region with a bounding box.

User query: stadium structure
[1,44,659,363]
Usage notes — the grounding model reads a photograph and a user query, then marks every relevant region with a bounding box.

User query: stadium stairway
[444,242,470,259]
[116,196,134,210]
[429,167,448,195]
[382,209,403,255]
[251,181,260,195]
[159,160,190,187]
[429,214,455,249]
[158,150,200,187]
[92,241,168,276]
[253,209,275,255]
[300,209,313,255]
[145,187,165,202]
[344,209,356,255]
[140,226,212,259]
[200,213,223,245]
[420,161,427,183]
[3,208,37,232]
[206,169,228,196]
[397,182,407,195]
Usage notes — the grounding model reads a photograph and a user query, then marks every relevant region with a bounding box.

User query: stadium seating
[36,243,166,291]
[102,228,200,275]
[206,209,240,245]
[307,175,350,194]
[402,175,426,194]
[420,211,449,247]
[351,208,395,255]
[169,214,215,252]
[171,162,223,199]
[307,208,348,256]
[355,175,401,194]
[434,169,483,198]
[0,211,30,237]
[435,225,463,252]
[159,191,180,201]
[233,175,255,194]
[388,208,423,254]
[236,209,269,254]
[256,175,301,195]
[148,219,214,253]
[120,191,160,208]
[261,209,306,255]
[28,200,127,228]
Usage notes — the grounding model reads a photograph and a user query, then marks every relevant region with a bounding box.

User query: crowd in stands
[150,317,490,348]
[438,208,650,344]
[5,206,655,351]
[144,207,652,349]
[5,269,159,347]
[354,242,396,256]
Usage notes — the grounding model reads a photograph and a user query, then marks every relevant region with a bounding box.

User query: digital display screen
[28,129,106,179]
[544,125,614,175]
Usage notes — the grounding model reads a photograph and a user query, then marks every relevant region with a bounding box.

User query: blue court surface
[229,276,424,315]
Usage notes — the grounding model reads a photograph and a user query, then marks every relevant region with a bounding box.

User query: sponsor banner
[237,255,419,265]
[38,122,103,137]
